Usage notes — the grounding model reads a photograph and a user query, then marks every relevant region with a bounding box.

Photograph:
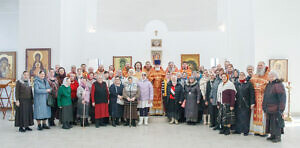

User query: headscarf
[20,73,31,86]
[62,77,70,87]
[80,79,90,103]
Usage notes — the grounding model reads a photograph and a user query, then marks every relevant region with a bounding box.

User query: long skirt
[185,96,198,122]
[95,103,109,119]
[15,99,34,127]
[235,107,251,134]
[77,102,89,119]
[123,101,138,120]
[167,99,180,120]
[266,113,284,137]
[110,98,124,118]
[61,105,73,123]
[217,104,235,126]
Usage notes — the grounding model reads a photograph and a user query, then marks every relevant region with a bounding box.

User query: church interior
[0,0,300,147]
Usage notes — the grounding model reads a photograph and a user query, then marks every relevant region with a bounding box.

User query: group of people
[14,59,286,143]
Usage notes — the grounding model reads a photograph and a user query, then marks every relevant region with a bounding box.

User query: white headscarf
[62,77,70,87]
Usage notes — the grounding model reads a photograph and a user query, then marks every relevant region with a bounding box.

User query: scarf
[20,74,31,86]
[62,77,69,87]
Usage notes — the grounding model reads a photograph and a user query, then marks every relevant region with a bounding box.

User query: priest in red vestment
[148,60,166,115]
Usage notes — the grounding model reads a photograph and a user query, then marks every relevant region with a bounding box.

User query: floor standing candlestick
[285,82,292,121]
[8,82,16,121]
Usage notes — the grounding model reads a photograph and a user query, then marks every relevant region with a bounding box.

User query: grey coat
[209,76,222,106]
[184,81,202,122]
[33,77,52,119]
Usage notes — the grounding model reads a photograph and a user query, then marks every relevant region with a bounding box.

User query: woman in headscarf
[47,68,59,126]
[33,71,52,130]
[77,78,90,127]
[57,77,73,129]
[184,76,202,125]
[109,76,124,127]
[263,71,286,143]
[234,72,255,136]
[122,76,140,127]
[91,74,109,128]
[217,73,236,135]
[166,75,184,124]
[15,71,34,132]
[137,72,153,125]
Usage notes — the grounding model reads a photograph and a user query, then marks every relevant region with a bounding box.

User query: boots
[112,118,116,127]
[99,118,106,126]
[132,119,136,127]
[169,118,175,124]
[138,117,144,126]
[203,115,207,125]
[272,136,281,143]
[175,119,179,125]
[19,127,25,132]
[37,124,43,131]
[62,122,69,129]
[95,119,100,128]
[144,117,149,125]
[207,115,211,125]
[219,127,225,134]
[115,118,120,126]
[224,127,231,135]
[124,120,129,126]
[42,123,50,129]
[267,135,275,141]
[48,120,55,126]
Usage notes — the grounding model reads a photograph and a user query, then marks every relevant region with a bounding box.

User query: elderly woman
[234,72,255,136]
[184,76,202,125]
[167,75,184,124]
[263,71,286,143]
[217,73,236,135]
[91,75,109,128]
[34,71,52,130]
[47,68,59,126]
[199,69,210,124]
[15,71,34,132]
[109,76,124,127]
[123,76,140,127]
[77,78,90,127]
[137,72,153,125]
[57,77,73,129]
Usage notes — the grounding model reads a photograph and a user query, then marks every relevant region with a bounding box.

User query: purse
[47,94,55,107]
[117,98,124,105]
[181,100,186,108]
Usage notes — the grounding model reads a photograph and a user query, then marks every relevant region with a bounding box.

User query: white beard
[155,67,160,71]
[256,67,266,76]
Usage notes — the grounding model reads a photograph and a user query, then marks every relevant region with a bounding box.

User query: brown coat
[15,80,33,100]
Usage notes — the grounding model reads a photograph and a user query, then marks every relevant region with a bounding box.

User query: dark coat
[234,81,255,109]
[109,84,124,118]
[263,79,286,114]
[15,80,33,100]
[166,81,184,103]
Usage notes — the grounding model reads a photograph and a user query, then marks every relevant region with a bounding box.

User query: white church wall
[253,0,300,114]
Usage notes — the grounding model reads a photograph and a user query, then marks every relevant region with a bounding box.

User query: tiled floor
[0,112,299,148]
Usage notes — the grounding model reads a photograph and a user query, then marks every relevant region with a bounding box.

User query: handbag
[181,100,186,108]
[47,93,55,107]
[117,98,124,105]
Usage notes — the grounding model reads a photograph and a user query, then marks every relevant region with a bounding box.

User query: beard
[256,66,266,76]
